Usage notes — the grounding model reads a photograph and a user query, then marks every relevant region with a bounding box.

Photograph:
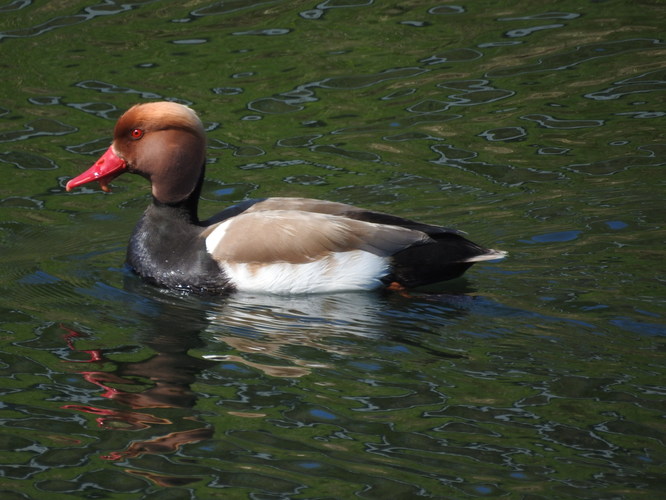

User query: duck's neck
[159,162,205,224]
[126,165,231,293]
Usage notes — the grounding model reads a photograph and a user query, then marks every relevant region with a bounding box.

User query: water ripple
[1,2,664,498]
[521,114,605,129]
[486,38,665,78]
[0,151,58,170]
[192,0,280,18]
[248,67,428,114]
[0,0,161,42]
[74,80,163,99]
[0,119,76,143]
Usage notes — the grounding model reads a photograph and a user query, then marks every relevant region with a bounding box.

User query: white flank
[220,250,390,294]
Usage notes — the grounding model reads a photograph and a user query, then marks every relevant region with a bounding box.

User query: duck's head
[66,102,207,204]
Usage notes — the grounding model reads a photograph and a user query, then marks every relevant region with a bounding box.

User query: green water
[1,1,665,498]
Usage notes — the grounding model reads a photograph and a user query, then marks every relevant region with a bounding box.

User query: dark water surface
[1,1,665,498]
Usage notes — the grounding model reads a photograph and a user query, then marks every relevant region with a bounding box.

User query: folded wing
[203,209,433,264]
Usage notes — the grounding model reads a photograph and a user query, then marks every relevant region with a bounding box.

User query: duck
[66,101,506,294]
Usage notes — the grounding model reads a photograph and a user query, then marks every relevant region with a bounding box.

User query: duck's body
[66,102,505,294]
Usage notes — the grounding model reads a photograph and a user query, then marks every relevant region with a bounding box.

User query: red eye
[130,128,144,139]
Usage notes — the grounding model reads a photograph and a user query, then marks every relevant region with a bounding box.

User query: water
[1,1,665,498]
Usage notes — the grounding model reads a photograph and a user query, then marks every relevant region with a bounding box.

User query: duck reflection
[197,290,474,388]
[60,297,218,462]
[202,291,392,377]
[61,277,472,466]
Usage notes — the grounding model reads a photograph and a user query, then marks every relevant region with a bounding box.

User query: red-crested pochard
[66,102,506,294]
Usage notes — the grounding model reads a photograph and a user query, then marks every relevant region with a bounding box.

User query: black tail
[385,233,504,287]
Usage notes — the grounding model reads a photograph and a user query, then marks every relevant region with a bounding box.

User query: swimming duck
[66,102,505,294]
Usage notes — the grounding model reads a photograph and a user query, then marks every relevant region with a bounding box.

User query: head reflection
[60,293,217,462]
